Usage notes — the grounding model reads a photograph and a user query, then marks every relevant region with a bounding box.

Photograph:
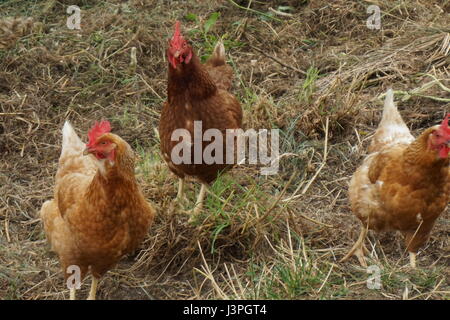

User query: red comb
[170,21,184,47]
[174,21,181,39]
[87,120,111,147]
[440,113,450,135]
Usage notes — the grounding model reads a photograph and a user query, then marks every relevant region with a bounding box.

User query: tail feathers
[369,89,414,153]
[61,121,84,156]
[379,89,408,128]
[213,40,225,60]
[204,40,234,91]
[207,40,226,66]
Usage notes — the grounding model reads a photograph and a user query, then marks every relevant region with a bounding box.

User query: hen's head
[429,114,450,158]
[84,120,117,161]
[167,21,192,69]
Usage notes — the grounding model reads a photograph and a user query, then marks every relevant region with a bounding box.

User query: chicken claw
[341,226,369,267]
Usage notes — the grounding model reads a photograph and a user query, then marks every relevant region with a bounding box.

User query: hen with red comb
[341,89,450,268]
[40,120,155,300]
[160,20,242,218]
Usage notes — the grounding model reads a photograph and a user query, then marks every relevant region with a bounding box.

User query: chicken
[159,21,243,216]
[40,121,155,300]
[341,89,450,268]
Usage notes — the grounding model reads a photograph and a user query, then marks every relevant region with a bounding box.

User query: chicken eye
[100,141,107,145]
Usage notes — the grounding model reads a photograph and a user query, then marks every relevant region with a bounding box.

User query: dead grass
[0,0,449,300]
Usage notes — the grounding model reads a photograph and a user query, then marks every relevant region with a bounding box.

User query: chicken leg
[191,183,207,216]
[341,226,369,267]
[87,277,98,300]
[70,288,76,300]
[175,177,187,203]
[404,229,424,268]
[409,252,417,268]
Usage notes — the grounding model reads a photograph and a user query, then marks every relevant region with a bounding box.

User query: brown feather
[41,126,155,280]
[350,119,449,254]
[159,43,242,184]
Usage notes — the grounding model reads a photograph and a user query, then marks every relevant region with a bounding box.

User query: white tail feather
[369,89,414,152]
[61,121,84,156]
[213,40,225,60]
[379,89,407,128]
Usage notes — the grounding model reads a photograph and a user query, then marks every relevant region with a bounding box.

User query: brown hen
[40,121,155,299]
[159,21,243,216]
[341,89,450,268]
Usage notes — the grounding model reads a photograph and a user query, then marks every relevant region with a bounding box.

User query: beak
[174,50,180,59]
[83,148,92,156]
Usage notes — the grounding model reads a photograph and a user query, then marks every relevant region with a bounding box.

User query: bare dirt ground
[0,0,449,300]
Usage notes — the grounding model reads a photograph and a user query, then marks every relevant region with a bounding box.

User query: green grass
[135,144,167,183]
[190,175,269,254]
[111,104,139,127]
[298,65,320,103]
[1,0,449,301]
[185,11,244,62]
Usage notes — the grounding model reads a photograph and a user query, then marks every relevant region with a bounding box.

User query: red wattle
[185,50,192,64]
[439,146,449,159]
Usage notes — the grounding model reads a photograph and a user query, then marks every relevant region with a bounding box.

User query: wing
[40,199,78,268]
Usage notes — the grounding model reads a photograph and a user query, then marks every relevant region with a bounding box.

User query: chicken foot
[340,226,369,267]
